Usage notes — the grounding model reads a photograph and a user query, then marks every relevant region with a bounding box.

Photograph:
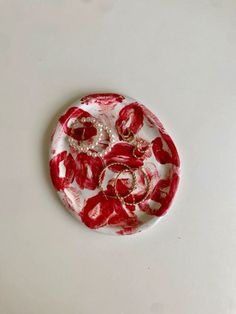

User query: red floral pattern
[139,173,179,217]
[152,132,180,167]
[81,93,125,106]
[59,107,90,135]
[104,143,144,168]
[59,107,97,143]
[50,151,76,191]
[75,153,104,190]
[80,192,137,230]
[115,103,144,138]
[50,93,180,235]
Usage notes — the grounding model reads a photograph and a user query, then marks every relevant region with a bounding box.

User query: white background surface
[0,1,236,314]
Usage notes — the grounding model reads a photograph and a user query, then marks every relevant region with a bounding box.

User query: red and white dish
[49,93,180,235]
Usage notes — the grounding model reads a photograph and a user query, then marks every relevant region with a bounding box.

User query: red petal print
[62,186,83,214]
[80,192,112,229]
[152,134,180,166]
[61,187,82,214]
[50,151,76,191]
[108,207,138,227]
[106,177,134,199]
[116,227,138,235]
[132,137,152,160]
[152,137,172,164]
[116,163,158,205]
[115,102,144,137]
[69,122,97,142]
[104,143,144,168]
[160,130,180,167]
[139,173,179,217]
[81,93,125,106]
[100,167,137,212]
[80,191,137,229]
[59,107,93,138]
[75,153,104,190]
[122,169,148,204]
[144,162,159,185]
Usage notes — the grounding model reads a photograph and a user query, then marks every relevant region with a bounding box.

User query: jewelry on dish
[98,162,137,200]
[114,168,137,199]
[69,117,102,151]
[98,162,150,205]
[68,116,116,157]
[115,168,150,205]
[132,139,151,159]
[117,127,151,159]
[118,127,135,143]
